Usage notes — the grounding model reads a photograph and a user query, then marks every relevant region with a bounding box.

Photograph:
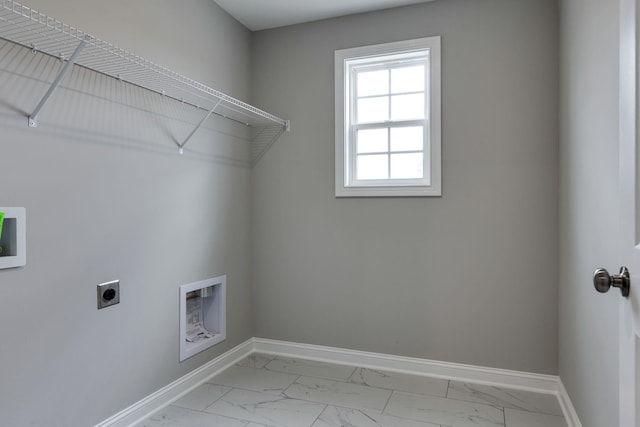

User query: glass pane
[390,126,423,152]
[391,65,425,94]
[357,154,389,180]
[390,153,423,179]
[357,128,388,153]
[357,96,389,123]
[390,94,424,121]
[357,69,389,97]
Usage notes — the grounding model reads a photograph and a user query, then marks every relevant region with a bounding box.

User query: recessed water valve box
[179,275,226,362]
[0,207,26,270]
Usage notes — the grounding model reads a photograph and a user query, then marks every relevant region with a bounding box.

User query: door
[619,0,639,425]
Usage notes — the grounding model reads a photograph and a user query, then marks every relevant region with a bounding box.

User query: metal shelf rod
[178,99,222,154]
[28,34,87,127]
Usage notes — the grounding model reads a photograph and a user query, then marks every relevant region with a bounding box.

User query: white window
[335,37,441,197]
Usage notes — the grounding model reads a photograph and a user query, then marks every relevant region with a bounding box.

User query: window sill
[335,185,441,198]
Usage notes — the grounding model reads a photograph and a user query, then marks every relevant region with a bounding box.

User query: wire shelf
[0,0,289,164]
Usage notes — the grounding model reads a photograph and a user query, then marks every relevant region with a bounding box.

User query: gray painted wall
[0,1,254,425]
[251,0,560,375]
[0,0,573,424]
[559,0,621,425]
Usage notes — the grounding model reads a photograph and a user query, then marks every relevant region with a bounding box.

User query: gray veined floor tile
[136,405,248,427]
[349,368,449,397]
[265,356,357,381]
[447,382,563,416]
[205,388,327,427]
[237,353,276,369]
[385,391,505,427]
[172,383,231,411]
[504,408,567,427]
[312,405,442,427]
[284,376,393,412]
[209,365,299,395]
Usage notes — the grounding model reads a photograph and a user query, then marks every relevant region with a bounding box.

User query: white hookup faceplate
[0,207,26,270]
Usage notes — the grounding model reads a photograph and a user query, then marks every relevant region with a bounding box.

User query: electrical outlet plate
[97,280,120,309]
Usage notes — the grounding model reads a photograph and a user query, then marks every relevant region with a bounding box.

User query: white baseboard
[253,338,559,394]
[94,338,254,427]
[557,379,583,427]
[96,337,583,426]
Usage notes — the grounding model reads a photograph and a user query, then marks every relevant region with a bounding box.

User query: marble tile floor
[136,353,568,427]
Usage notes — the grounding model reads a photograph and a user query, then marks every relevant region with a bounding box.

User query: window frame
[335,36,442,197]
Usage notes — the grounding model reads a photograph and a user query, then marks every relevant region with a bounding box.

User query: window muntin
[335,37,441,197]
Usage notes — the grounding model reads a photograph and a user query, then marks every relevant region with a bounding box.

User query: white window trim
[335,36,442,197]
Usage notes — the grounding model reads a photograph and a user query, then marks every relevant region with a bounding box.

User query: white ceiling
[214,0,436,31]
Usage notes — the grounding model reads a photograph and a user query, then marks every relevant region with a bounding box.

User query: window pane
[390,94,424,121]
[390,153,423,179]
[391,65,425,94]
[357,96,389,123]
[357,69,389,97]
[357,154,389,180]
[390,126,423,152]
[357,128,388,153]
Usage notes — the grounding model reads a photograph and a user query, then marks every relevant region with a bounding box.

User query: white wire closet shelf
[0,0,289,165]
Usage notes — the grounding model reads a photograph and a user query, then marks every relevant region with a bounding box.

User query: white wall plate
[0,207,26,270]
[179,275,227,362]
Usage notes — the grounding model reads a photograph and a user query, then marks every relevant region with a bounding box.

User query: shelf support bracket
[28,36,89,128]
[178,99,223,154]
